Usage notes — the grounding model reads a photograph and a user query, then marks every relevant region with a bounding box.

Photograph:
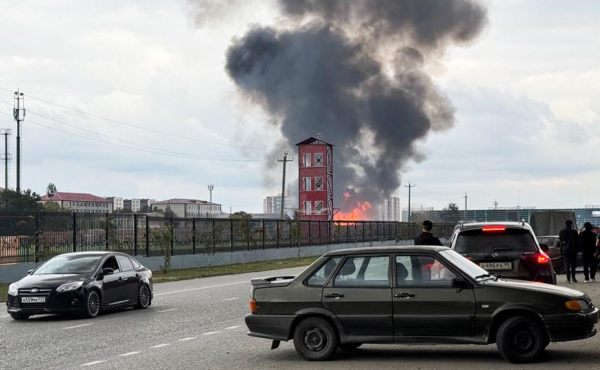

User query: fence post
[230,218,234,252]
[72,212,77,252]
[170,217,174,256]
[328,221,331,246]
[262,219,265,250]
[346,221,349,244]
[246,219,250,251]
[276,220,279,249]
[308,221,311,246]
[145,215,150,257]
[318,220,321,245]
[105,213,109,250]
[289,220,293,247]
[212,218,216,253]
[133,214,138,256]
[192,218,196,255]
[34,212,40,263]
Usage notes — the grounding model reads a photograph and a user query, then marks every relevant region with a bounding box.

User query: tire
[555,258,565,274]
[10,313,30,321]
[496,316,547,364]
[81,289,101,319]
[135,285,151,309]
[293,317,339,361]
[339,343,362,351]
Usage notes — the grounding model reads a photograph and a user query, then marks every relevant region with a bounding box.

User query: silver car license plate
[21,296,46,304]
[480,262,512,271]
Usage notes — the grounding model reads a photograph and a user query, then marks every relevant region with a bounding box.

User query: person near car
[414,220,443,246]
[559,219,580,283]
[579,222,597,283]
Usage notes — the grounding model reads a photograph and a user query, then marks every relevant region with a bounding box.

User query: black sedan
[246,246,598,364]
[6,252,153,320]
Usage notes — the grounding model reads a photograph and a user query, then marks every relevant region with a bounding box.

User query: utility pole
[207,184,214,203]
[493,200,499,210]
[1,128,11,191]
[13,91,25,193]
[277,151,293,220]
[464,193,468,221]
[405,182,415,223]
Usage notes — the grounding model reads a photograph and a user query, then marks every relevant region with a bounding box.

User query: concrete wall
[0,239,415,284]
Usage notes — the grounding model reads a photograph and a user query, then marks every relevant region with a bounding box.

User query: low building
[152,199,222,218]
[40,192,113,213]
[106,197,124,211]
[263,194,292,216]
[130,198,155,212]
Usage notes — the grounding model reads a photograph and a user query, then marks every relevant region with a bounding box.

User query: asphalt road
[1,267,600,370]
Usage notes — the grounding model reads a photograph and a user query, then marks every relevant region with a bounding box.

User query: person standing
[579,222,597,283]
[559,220,580,283]
[414,220,443,246]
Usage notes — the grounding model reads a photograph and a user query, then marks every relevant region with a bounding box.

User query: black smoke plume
[221,0,487,215]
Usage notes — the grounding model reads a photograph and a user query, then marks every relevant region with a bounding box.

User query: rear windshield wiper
[492,246,519,251]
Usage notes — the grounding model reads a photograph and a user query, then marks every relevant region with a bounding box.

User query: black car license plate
[21,296,46,304]
[480,262,512,271]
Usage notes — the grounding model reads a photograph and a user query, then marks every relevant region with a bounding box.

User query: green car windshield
[439,249,488,279]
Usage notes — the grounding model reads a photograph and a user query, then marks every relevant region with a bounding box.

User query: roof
[41,192,109,202]
[458,221,531,231]
[295,136,335,146]
[326,245,449,256]
[153,198,220,206]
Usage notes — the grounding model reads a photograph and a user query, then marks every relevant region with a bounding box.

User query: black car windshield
[440,250,488,279]
[454,228,538,253]
[34,255,103,275]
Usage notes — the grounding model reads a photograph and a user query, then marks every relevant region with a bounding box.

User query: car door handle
[324,292,344,299]
[394,292,415,299]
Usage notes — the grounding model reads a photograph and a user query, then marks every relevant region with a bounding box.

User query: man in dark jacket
[414,220,443,246]
[580,222,597,282]
[559,220,580,283]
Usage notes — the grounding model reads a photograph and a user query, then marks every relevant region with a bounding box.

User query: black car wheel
[135,284,151,309]
[555,258,565,274]
[293,317,339,361]
[82,290,101,319]
[339,343,362,351]
[10,313,30,321]
[497,316,547,363]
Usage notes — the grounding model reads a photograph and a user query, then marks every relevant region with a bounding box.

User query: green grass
[0,284,8,303]
[151,256,319,284]
[0,257,319,303]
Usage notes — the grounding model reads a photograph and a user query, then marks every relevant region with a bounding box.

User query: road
[1,267,600,370]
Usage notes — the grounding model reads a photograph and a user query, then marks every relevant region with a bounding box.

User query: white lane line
[225,326,241,330]
[150,343,171,349]
[154,281,247,297]
[65,323,94,330]
[157,308,178,313]
[222,297,239,301]
[81,360,106,366]
[202,331,219,336]
[119,351,141,357]
[178,337,198,342]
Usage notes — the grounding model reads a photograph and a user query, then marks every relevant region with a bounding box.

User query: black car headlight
[8,283,19,296]
[56,281,84,293]
[565,299,590,311]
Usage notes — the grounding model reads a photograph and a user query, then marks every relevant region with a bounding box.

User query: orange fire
[334,201,372,221]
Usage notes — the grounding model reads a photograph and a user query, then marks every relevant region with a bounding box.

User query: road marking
[202,331,219,336]
[81,360,106,366]
[119,351,141,357]
[225,326,241,330]
[65,323,94,330]
[150,344,171,348]
[157,308,178,313]
[154,281,247,297]
[178,337,198,341]
[222,297,239,301]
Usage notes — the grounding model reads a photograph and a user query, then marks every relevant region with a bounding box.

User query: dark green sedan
[245,246,598,363]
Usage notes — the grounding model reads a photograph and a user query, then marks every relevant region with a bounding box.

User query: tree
[42,201,68,212]
[46,183,57,195]
[163,207,177,218]
[229,211,252,220]
[113,207,133,214]
[0,189,43,211]
[440,202,461,224]
[138,205,152,213]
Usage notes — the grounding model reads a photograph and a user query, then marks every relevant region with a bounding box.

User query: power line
[0,110,264,162]
[0,86,265,151]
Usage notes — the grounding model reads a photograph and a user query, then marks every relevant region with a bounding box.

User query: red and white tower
[296,136,334,221]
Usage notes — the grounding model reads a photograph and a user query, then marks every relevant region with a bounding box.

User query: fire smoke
[190,0,488,217]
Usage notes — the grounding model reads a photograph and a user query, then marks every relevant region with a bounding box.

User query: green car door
[322,254,393,340]
[392,253,476,339]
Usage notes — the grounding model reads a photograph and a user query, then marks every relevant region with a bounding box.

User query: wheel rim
[303,326,328,352]
[140,286,150,307]
[88,291,100,316]
[510,326,538,356]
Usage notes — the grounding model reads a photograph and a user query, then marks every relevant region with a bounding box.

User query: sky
[0,0,599,214]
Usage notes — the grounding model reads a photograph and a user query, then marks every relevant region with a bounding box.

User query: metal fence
[0,212,456,264]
